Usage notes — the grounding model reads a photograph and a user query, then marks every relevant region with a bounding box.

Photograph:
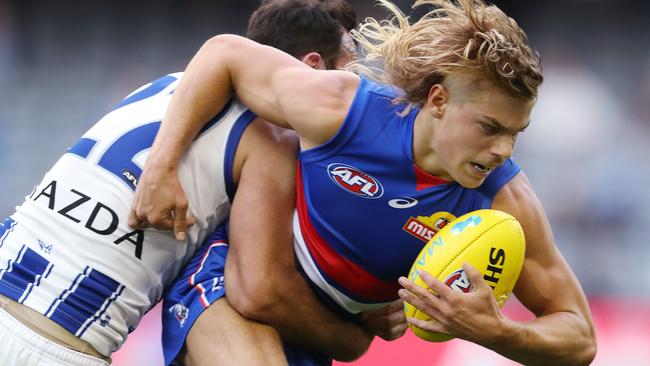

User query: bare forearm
[485,312,596,366]
[148,35,236,164]
[236,269,372,361]
[488,176,596,365]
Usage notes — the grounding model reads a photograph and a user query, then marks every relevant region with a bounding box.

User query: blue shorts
[161,222,330,366]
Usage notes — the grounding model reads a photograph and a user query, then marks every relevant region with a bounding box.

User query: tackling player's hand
[398,262,504,345]
[128,162,196,240]
[358,299,408,341]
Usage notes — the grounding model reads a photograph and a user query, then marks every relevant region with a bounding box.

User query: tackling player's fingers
[386,299,404,313]
[185,213,197,227]
[132,204,153,229]
[173,210,188,241]
[382,322,408,341]
[147,211,174,230]
[128,210,146,229]
[360,299,400,320]
[384,303,406,325]
[393,322,408,339]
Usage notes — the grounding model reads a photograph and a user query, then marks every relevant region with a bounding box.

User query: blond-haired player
[133,1,597,364]
[0,1,381,365]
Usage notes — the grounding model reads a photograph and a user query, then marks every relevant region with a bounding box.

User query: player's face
[430,87,534,188]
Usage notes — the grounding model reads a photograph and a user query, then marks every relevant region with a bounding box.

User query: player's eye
[479,122,499,135]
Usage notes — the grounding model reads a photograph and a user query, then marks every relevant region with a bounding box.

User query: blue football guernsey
[293,78,520,313]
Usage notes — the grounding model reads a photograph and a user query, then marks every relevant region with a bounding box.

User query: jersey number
[66,75,178,190]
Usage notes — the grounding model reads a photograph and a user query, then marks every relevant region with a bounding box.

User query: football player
[0,1,384,365]
[132,0,597,365]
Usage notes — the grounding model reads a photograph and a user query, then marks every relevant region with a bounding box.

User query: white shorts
[0,307,110,366]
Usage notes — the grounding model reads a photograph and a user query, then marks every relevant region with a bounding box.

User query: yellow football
[404,209,526,342]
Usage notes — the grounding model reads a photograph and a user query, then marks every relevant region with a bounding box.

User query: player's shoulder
[279,70,360,148]
[492,171,544,226]
[358,76,403,99]
[293,69,360,105]
[122,72,184,99]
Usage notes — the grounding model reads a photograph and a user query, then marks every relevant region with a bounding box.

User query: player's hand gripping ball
[404,209,526,342]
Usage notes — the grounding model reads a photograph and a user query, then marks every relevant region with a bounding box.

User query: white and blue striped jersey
[0,72,255,356]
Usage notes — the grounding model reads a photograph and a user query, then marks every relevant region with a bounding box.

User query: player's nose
[489,135,513,160]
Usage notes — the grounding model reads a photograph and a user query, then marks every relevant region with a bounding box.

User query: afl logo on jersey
[327,163,384,199]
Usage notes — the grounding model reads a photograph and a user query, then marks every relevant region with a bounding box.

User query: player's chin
[456,167,488,188]
[459,179,483,189]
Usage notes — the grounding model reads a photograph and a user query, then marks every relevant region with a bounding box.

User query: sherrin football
[404,209,526,342]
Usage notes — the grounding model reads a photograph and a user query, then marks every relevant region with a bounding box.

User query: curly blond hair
[349,0,543,105]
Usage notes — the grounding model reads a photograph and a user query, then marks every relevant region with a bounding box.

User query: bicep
[224,38,358,147]
[227,40,308,129]
[492,173,591,317]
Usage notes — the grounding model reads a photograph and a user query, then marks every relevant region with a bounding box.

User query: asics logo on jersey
[327,163,384,199]
[388,197,419,209]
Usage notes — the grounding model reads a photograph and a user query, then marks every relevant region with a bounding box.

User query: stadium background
[0,0,648,364]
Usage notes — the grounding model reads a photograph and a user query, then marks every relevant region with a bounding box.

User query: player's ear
[300,52,326,70]
[427,84,448,118]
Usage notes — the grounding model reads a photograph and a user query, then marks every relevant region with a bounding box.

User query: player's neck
[412,111,452,181]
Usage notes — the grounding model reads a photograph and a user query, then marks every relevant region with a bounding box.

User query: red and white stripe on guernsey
[293,166,398,314]
[188,240,227,308]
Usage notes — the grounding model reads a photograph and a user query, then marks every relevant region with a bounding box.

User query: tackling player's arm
[130,34,358,236]
[225,119,372,361]
[169,34,358,148]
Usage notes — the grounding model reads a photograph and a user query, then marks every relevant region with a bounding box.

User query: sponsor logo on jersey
[211,275,225,292]
[37,239,53,254]
[388,197,419,209]
[327,163,383,199]
[99,314,111,327]
[170,303,189,328]
[444,269,472,293]
[29,180,145,259]
[122,169,138,189]
[450,215,482,234]
[402,212,454,243]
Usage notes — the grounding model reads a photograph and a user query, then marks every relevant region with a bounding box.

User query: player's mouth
[471,162,492,176]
